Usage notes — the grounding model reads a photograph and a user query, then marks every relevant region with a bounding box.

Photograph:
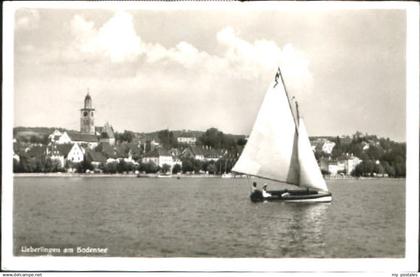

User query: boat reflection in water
[256,202,330,257]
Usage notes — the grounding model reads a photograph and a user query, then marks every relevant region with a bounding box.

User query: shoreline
[12,173,404,180]
[13,173,237,178]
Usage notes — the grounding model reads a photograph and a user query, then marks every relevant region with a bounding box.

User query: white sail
[297,118,329,192]
[232,81,300,184]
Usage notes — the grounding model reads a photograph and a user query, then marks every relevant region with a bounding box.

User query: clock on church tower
[80,92,95,134]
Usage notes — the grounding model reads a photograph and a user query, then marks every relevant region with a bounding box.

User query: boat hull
[250,189,332,203]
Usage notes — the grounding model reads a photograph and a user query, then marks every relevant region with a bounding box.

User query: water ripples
[14,177,405,257]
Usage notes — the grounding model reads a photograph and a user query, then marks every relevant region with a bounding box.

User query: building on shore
[177,136,197,145]
[319,154,362,176]
[142,148,182,171]
[181,145,223,162]
[96,122,115,145]
[310,138,336,155]
[46,143,84,168]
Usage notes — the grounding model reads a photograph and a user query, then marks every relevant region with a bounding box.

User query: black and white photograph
[2,1,419,274]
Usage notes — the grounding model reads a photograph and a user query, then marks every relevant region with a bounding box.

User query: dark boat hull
[250,189,332,203]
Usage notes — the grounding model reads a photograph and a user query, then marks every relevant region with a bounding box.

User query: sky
[13,5,407,141]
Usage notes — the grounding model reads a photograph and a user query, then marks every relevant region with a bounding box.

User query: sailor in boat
[251,182,258,193]
[262,184,272,198]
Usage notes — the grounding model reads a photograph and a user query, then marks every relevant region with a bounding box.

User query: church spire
[80,89,95,134]
[84,89,93,109]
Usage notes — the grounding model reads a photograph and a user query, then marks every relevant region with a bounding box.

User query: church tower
[80,91,95,134]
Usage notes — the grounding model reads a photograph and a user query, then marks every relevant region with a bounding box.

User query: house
[96,122,115,145]
[181,146,222,162]
[182,146,205,160]
[141,153,159,166]
[322,141,336,155]
[328,161,346,175]
[13,151,20,162]
[177,136,197,145]
[85,149,107,168]
[345,155,362,175]
[46,143,84,168]
[142,149,181,170]
[49,130,98,149]
[320,154,362,176]
[49,130,72,144]
[67,131,99,149]
[98,142,125,163]
[204,147,222,162]
[150,139,160,151]
[361,141,370,151]
[310,138,335,155]
[124,143,142,164]
[48,130,65,143]
[112,142,141,165]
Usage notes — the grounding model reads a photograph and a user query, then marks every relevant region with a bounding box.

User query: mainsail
[232,68,328,192]
[232,80,300,185]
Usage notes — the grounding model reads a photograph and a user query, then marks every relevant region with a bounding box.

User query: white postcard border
[2,1,419,272]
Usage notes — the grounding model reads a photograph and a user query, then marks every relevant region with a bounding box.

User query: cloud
[70,11,143,63]
[145,41,208,68]
[216,26,313,93]
[66,12,312,94]
[142,25,313,92]
[15,9,40,30]
[216,26,279,77]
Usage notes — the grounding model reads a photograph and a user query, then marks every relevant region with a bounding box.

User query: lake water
[13,176,405,258]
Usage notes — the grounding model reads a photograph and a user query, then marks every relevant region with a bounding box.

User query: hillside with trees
[312,132,406,177]
[13,126,405,177]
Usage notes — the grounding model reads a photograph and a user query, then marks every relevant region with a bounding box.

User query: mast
[295,100,301,186]
[277,66,301,186]
[276,67,299,130]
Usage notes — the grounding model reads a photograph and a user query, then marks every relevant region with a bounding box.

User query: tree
[331,136,342,159]
[182,158,193,173]
[172,164,182,174]
[102,161,118,174]
[117,160,127,173]
[29,135,48,145]
[157,129,177,148]
[321,169,331,176]
[140,162,159,173]
[384,163,396,177]
[115,130,135,143]
[374,163,385,176]
[364,160,375,176]
[207,163,217,174]
[366,145,384,161]
[161,164,171,174]
[236,137,247,146]
[76,158,94,173]
[13,158,22,173]
[18,155,35,172]
[199,128,224,149]
[352,163,364,177]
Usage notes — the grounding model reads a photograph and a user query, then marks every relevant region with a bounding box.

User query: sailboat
[232,67,332,203]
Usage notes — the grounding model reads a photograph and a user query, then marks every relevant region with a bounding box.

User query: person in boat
[262,184,272,198]
[251,182,259,193]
